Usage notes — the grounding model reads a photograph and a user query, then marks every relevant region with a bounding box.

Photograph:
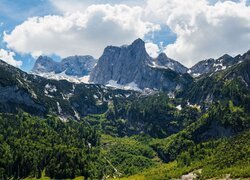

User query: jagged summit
[153,52,188,74]
[219,54,232,59]
[30,38,249,89]
[157,52,168,59]
[89,39,192,91]
[89,39,150,86]
[131,38,145,48]
[189,52,245,77]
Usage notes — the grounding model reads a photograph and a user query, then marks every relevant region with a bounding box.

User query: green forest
[0,55,249,179]
[0,94,249,179]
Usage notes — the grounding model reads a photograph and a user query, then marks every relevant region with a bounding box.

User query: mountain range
[32,39,249,92]
[0,38,250,179]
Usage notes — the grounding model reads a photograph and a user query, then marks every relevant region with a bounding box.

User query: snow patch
[221,66,226,70]
[168,92,175,98]
[106,80,142,92]
[192,73,201,77]
[32,71,90,84]
[187,101,201,110]
[61,92,73,100]
[57,102,62,114]
[148,61,174,70]
[73,109,80,120]
[59,116,68,122]
[176,105,182,110]
[124,82,141,91]
[45,84,57,93]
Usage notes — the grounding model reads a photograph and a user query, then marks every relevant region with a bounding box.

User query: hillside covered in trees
[0,57,249,179]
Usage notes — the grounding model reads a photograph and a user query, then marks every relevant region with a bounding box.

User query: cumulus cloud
[145,42,160,58]
[4,4,160,58]
[0,49,22,67]
[50,0,145,13]
[146,0,250,67]
[3,0,250,67]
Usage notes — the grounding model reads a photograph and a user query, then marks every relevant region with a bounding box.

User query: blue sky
[1,0,170,71]
[0,0,250,71]
[0,0,61,71]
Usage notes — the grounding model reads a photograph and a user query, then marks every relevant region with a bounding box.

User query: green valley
[0,50,250,179]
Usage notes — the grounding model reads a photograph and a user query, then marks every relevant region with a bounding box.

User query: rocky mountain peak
[32,55,97,81]
[157,52,168,59]
[219,54,232,60]
[189,51,249,77]
[36,55,52,63]
[89,39,151,87]
[131,38,145,49]
[152,52,188,74]
[89,39,192,91]
[32,56,59,73]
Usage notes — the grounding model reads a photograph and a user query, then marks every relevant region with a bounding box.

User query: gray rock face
[89,38,192,91]
[60,55,97,76]
[189,54,241,77]
[32,55,97,77]
[0,84,45,114]
[89,39,150,85]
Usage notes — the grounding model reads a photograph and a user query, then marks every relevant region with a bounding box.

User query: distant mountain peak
[36,55,54,63]
[32,55,97,82]
[189,51,248,77]
[32,56,58,73]
[151,52,188,74]
[219,54,232,59]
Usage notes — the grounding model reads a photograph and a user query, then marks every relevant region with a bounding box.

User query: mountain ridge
[30,39,250,92]
[32,55,97,83]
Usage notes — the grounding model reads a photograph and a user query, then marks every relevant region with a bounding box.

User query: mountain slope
[120,130,250,179]
[0,112,104,179]
[189,50,250,77]
[0,59,139,118]
[183,58,250,105]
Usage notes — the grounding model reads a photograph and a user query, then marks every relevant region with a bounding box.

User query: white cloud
[4,4,160,59]
[0,49,22,67]
[145,42,160,58]
[50,0,146,13]
[4,0,250,68]
[146,0,250,67]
